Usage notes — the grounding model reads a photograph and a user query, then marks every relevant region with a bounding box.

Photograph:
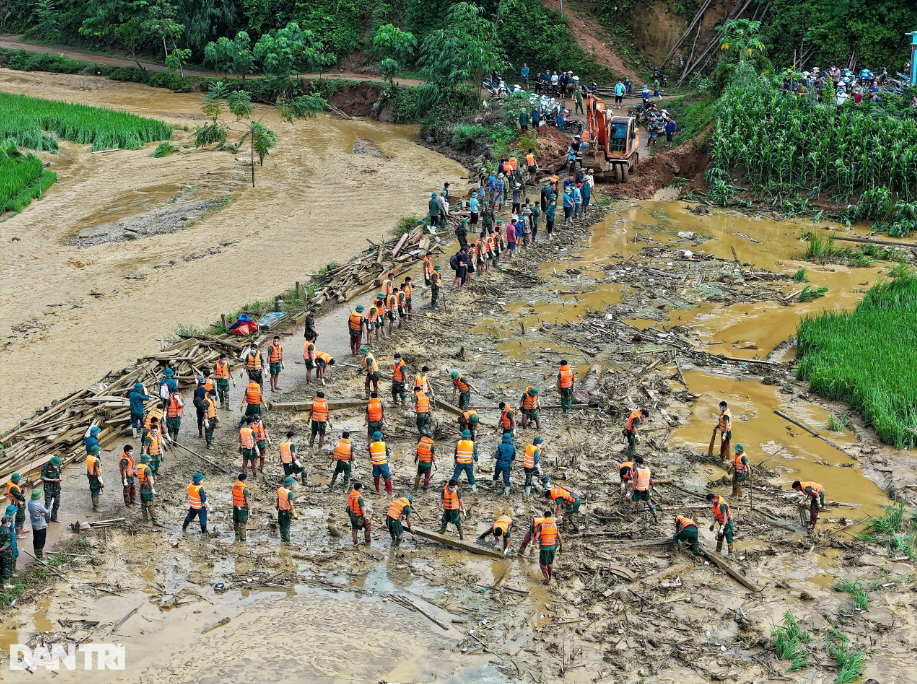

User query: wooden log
[773,410,850,454]
[111,602,144,633]
[409,526,506,559]
[391,233,410,258]
[267,399,368,412]
[832,235,917,249]
[701,545,760,592]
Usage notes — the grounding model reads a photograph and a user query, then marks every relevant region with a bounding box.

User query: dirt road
[0,69,464,432]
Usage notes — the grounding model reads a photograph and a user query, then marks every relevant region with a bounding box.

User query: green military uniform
[672,518,700,555]
[0,523,12,585]
[40,459,62,522]
[232,482,250,541]
[431,268,442,309]
[87,448,103,510]
[201,398,216,447]
[138,456,157,523]
[7,477,25,533]
[278,479,295,543]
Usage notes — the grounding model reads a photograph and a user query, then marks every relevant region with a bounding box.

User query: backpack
[449,254,459,270]
[159,381,171,400]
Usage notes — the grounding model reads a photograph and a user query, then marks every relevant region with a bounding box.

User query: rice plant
[797,285,828,302]
[0,92,172,153]
[832,577,870,611]
[0,140,57,213]
[770,610,811,671]
[796,274,917,449]
[863,502,907,536]
[792,268,809,282]
[827,413,846,432]
[825,629,866,684]
[151,141,180,158]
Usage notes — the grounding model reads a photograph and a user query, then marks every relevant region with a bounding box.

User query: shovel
[707,428,717,459]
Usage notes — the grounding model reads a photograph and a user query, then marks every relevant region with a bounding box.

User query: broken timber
[267,399,368,411]
[701,545,760,592]
[409,526,505,558]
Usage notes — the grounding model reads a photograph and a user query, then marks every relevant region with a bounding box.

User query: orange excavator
[581,93,639,182]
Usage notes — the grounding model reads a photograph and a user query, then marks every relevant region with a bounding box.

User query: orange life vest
[187,483,204,509]
[349,311,363,331]
[311,397,329,422]
[711,495,732,524]
[231,480,247,507]
[500,407,513,429]
[239,427,255,449]
[146,432,162,456]
[523,388,538,410]
[253,422,266,443]
[347,490,364,516]
[268,344,282,363]
[423,257,432,276]
[558,364,574,388]
[387,497,410,519]
[526,153,534,167]
[137,463,152,486]
[549,486,576,506]
[524,444,539,469]
[386,294,396,312]
[403,283,413,298]
[493,515,512,534]
[333,439,352,462]
[203,398,216,419]
[120,452,135,477]
[245,383,262,405]
[204,377,215,394]
[733,452,748,475]
[676,515,697,531]
[461,410,477,426]
[214,360,230,379]
[143,408,163,430]
[415,392,430,414]
[245,350,262,370]
[417,436,434,462]
[536,517,558,546]
[317,351,332,364]
[303,342,316,361]
[718,407,732,431]
[279,440,294,464]
[633,465,651,491]
[619,461,634,479]
[392,360,406,382]
[370,440,388,465]
[626,410,642,432]
[364,354,379,374]
[367,397,383,422]
[442,485,460,510]
[414,374,430,394]
[454,375,470,392]
[86,455,101,476]
[799,481,824,497]
[431,271,442,287]
[277,487,293,511]
[167,394,183,417]
[456,439,475,464]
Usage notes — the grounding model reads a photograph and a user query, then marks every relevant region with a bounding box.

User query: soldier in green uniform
[431,265,443,310]
[0,516,13,589]
[40,456,62,522]
[138,454,158,525]
[231,473,251,541]
[277,477,296,543]
[86,445,103,511]
[7,473,26,537]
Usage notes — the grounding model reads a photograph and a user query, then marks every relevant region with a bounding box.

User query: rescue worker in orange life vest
[277,477,298,542]
[240,342,264,386]
[731,444,750,498]
[412,386,431,437]
[366,391,386,442]
[714,400,731,461]
[369,432,393,494]
[214,352,235,408]
[267,335,284,392]
[450,371,477,410]
[309,391,329,449]
[279,430,306,483]
[518,510,563,583]
[706,492,735,555]
[182,472,209,535]
[545,485,581,522]
[523,436,550,497]
[231,472,251,541]
[458,410,479,440]
[618,459,635,496]
[519,387,541,430]
[624,408,649,456]
[672,515,700,556]
[438,479,465,538]
[792,480,825,529]
[329,431,353,491]
[484,513,513,554]
[556,359,575,413]
[86,445,104,512]
[453,430,478,492]
[346,482,371,546]
[391,353,408,404]
[386,494,413,544]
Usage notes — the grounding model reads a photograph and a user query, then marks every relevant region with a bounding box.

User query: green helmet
[90,445,101,455]
[451,371,459,379]
[355,305,364,313]
[434,265,441,271]
[469,414,479,424]
[359,346,368,354]
[283,476,295,487]
[31,489,42,500]
[140,454,151,463]
[377,292,385,299]
[533,436,544,444]
[734,444,744,452]
[406,495,413,503]
[50,456,62,466]
[461,430,472,439]
[10,473,20,483]
[529,387,539,395]
[373,431,383,441]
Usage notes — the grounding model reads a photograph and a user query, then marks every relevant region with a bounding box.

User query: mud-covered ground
[2,196,916,682]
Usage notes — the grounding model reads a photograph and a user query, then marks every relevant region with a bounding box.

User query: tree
[204,31,255,78]
[79,0,148,70]
[372,24,417,84]
[716,19,766,65]
[193,81,231,147]
[139,0,187,77]
[252,22,336,78]
[417,2,506,113]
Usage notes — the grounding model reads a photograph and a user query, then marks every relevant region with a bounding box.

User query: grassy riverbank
[796,271,917,449]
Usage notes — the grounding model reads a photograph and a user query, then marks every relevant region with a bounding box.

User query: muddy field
[0,69,466,433]
[2,189,916,682]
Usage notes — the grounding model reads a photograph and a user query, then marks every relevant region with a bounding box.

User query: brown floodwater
[0,70,467,432]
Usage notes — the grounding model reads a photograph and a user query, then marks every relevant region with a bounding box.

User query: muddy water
[0,70,466,432]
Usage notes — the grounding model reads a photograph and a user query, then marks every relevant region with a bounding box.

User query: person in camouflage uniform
[40,456,63,522]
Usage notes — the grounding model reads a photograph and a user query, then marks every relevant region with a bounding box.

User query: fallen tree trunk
[409,526,505,559]
[832,235,917,249]
[701,545,760,592]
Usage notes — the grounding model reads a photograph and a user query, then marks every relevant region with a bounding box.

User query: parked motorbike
[653,67,668,87]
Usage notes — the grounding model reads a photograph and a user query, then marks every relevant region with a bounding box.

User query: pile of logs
[311,224,445,306]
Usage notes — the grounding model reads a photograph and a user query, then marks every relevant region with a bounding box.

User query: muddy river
[0,69,466,432]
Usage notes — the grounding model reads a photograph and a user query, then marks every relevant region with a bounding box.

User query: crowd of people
[781,65,917,108]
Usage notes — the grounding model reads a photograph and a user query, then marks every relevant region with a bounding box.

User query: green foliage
[825,629,866,684]
[803,231,902,266]
[374,83,419,123]
[770,610,811,671]
[792,268,809,282]
[0,541,79,611]
[716,19,766,65]
[372,24,416,83]
[659,94,716,145]
[832,576,870,611]
[0,140,58,213]
[151,140,180,157]
[796,273,917,449]
[0,91,172,152]
[394,215,420,235]
[418,2,505,114]
[253,21,335,78]
[204,31,255,76]
[797,285,828,302]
